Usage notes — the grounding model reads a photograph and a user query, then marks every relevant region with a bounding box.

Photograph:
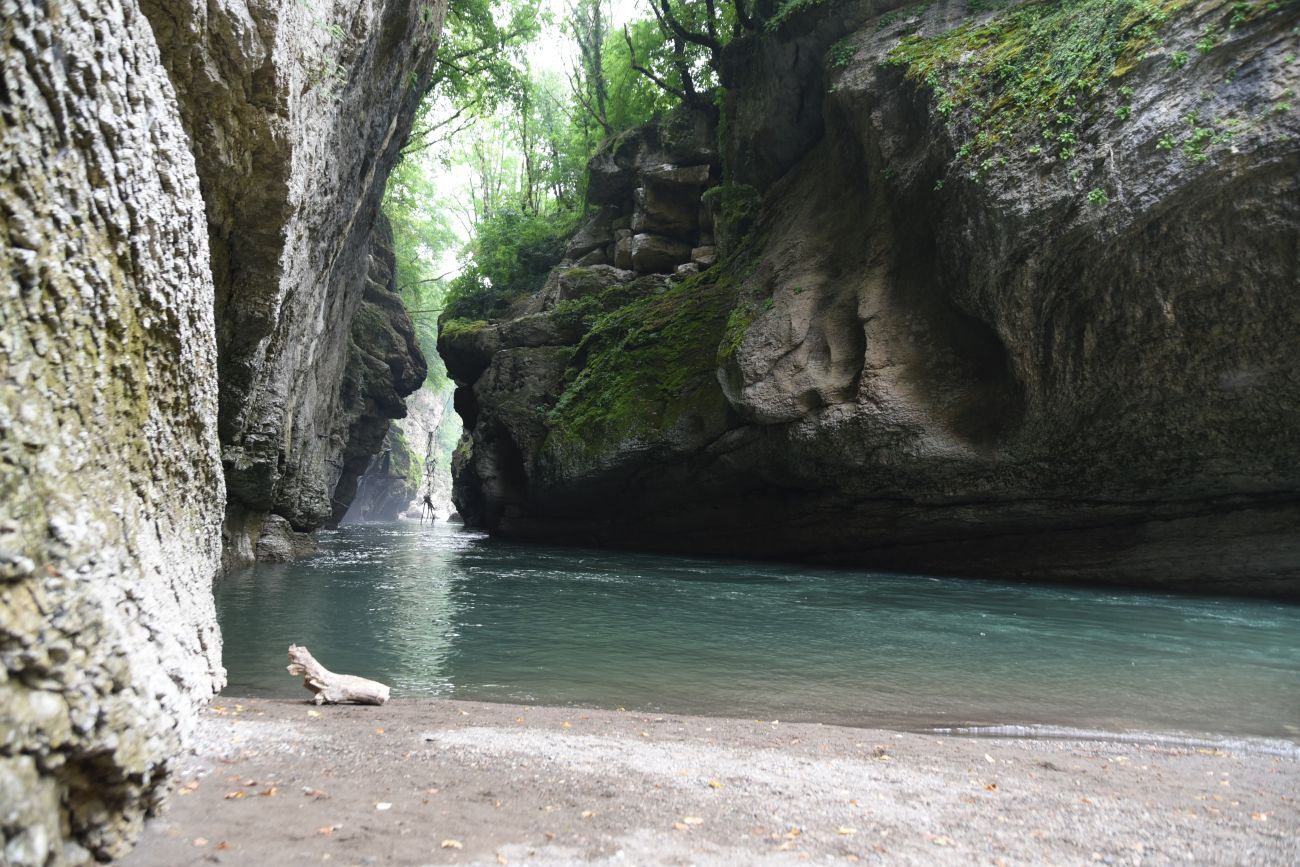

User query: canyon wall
[141,0,439,564]
[444,0,1300,596]
[1,1,224,862]
[1,0,443,862]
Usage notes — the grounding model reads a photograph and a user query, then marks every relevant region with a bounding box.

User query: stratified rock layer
[1,1,225,862]
[446,0,1300,596]
[141,0,441,562]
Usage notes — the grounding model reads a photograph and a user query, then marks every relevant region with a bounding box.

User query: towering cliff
[2,0,443,862]
[141,0,439,564]
[1,1,224,862]
[444,0,1300,596]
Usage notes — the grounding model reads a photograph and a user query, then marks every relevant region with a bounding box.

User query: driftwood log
[286,644,390,705]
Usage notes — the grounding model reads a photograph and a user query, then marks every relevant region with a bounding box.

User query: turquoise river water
[217,522,1300,743]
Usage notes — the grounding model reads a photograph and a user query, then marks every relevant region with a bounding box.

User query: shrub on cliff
[442,207,579,320]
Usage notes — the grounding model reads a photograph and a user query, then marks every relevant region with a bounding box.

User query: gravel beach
[119,699,1299,866]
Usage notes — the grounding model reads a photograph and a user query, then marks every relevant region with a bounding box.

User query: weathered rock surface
[1,1,225,862]
[326,214,428,528]
[142,0,442,562]
[564,105,721,276]
[446,0,1300,597]
[2,0,443,861]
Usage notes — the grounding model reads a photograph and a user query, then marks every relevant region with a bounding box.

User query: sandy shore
[119,698,1299,866]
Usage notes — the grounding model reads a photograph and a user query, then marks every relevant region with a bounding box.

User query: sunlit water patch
[217,522,1300,742]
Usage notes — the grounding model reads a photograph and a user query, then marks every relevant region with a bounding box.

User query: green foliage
[603,19,681,131]
[430,0,542,112]
[887,0,1190,160]
[768,0,828,31]
[1169,49,1189,68]
[828,38,857,70]
[441,208,579,321]
[1087,188,1109,205]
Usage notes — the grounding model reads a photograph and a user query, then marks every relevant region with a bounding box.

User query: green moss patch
[886,0,1194,160]
[545,269,739,458]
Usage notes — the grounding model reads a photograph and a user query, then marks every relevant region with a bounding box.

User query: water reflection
[216,522,1300,740]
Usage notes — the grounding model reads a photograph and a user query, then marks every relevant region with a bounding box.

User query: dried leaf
[192,838,208,847]
[672,822,689,831]
[441,839,464,849]
[259,786,278,797]
[580,810,595,818]
[307,710,321,718]
[682,816,704,826]
[836,826,857,836]
[215,841,231,851]
[984,754,995,764]
[317,825,339,836]
[1251,812,1269,821]
[374,727,385,735]
[984,783,998,792]
[223,791,246,800]
[707,779,722,789]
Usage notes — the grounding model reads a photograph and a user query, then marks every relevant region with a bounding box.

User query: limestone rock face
[1,1,225,862]
[446,0,1300,597]
[327,215,428,528]
[141,0,444,561]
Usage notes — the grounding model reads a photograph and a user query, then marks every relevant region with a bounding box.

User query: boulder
[631,234,693,274]
[631,184,701,238]
[691,246,718,269]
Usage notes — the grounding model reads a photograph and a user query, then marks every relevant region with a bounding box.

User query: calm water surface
[217,522,1300,741]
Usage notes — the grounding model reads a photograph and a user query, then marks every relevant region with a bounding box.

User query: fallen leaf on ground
[984,754,995,764]
[836,826,857,836]
[932,835,955,846]
[783,828,802,839]
[259,786,278,797]
[317,825,339,836]
[177,781,199,795]
[1251,812,1269,821]
[192,838,208,847]
[223,791,246,800]
[302,787,328,799]
[682,816,704,826]
[984,783,998,792]
[441,839,464,849]
[580,810,595,818]
[215,842,230,851]
[544,831,556,840]
[374,728,385,735]
[307,710,320,718]
[672,822,689,831]
[707,779,722,789]
[376,802,392,811]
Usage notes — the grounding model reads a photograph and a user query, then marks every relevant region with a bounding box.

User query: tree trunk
[286,644,390,705]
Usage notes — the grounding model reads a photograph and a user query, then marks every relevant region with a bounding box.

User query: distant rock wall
[444,0,1300,597]
[141,0,441,564]
[1,1,225,863]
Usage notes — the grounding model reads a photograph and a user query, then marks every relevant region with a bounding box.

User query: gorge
[2,0,1299,864]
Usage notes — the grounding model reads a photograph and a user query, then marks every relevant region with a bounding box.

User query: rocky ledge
[443,0,1300,597]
